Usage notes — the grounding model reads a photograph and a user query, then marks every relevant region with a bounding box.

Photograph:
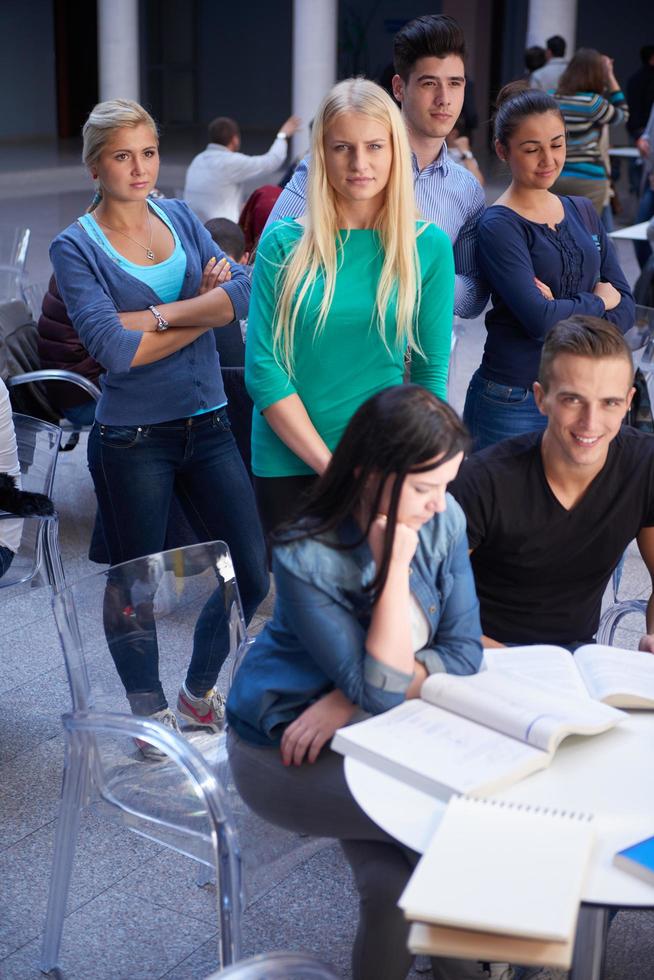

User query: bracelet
[461,150,474,160]
[148,305,169,332]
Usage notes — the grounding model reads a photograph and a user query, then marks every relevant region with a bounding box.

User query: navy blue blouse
[478,196,634,387]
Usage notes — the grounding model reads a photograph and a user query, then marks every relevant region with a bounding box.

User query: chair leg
[40,739,86,975]
[569,905,609,980]
[215,821,243,968]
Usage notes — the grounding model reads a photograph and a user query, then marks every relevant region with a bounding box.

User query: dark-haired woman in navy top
[464,83,634,450]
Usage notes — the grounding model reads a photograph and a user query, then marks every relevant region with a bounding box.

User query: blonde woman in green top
[246,78,455,535]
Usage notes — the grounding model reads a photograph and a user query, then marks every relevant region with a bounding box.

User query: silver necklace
[96,205,155,261]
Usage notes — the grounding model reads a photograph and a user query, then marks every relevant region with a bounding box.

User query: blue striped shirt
[267,144,489,319]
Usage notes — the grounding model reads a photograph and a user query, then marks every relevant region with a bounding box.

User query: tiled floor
[1,143,653,979]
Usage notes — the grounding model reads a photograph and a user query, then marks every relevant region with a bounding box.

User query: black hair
[204,217,245,261]
[274,385,469,600]
[640,45,654,65]
[208,116,239,146]
[525,46,546,73]
[493,80,564,146]
[546,35,566,58]
[393,15,465,81]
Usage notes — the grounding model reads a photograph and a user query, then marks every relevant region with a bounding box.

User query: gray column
[292,0,337,159]
[527,0,577,53]
[98,0,140,103]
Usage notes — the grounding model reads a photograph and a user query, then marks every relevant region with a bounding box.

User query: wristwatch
[276,131,289,140]
[149,305,169,332]
[461,150,474,160]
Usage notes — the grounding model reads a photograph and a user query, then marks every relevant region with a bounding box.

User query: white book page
[332,699,546,797]
[483,645,591,700]
[421,670,623,753]
[574,645,654,705]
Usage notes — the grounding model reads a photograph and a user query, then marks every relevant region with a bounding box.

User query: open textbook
[483,644,654,708]
[331,668,624,798]
[401,796,595,970]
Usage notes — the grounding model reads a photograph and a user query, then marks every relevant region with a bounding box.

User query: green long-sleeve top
[245,218,455,477]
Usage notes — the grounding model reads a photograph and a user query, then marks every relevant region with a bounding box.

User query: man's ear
[532,381,547,415]
[391,73,404,105]
[625,385,637,414]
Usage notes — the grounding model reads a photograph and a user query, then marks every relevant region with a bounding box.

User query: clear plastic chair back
[0,413,63,590]
[43,540,326,975]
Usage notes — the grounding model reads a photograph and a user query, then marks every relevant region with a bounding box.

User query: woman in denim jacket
[50,100,268,755]
[227,385,483,980]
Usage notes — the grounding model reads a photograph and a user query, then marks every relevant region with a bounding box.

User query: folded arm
[479,216,608,341]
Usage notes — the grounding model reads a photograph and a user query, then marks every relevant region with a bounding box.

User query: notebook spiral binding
[457,795,594,822]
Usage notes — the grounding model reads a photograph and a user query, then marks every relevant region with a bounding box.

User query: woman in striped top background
[552,48,628,218]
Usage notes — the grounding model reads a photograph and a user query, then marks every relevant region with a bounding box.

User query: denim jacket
[226,494,482,745]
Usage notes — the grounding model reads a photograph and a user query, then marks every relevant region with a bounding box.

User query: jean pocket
[480,381,531,405]
[211,409,232,433]
[98,424,148,448]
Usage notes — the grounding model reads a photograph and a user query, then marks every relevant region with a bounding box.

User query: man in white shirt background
[530,35,569,93]
[184,113,300,222]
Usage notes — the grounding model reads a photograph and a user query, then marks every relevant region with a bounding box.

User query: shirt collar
[411,141,449,179]
[207,143,231,152]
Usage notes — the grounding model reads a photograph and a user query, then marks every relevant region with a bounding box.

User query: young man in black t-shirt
[451,315,654,650]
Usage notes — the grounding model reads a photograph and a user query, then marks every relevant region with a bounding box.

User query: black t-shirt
[450,428,654,645]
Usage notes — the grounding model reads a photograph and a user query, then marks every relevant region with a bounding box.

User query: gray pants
[227,730,495,980]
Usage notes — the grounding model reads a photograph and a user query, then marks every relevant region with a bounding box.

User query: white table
[608,147,640,159]
[609,221,651,241]
[345,712,654,978]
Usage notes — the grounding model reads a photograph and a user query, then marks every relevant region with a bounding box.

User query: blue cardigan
[478,196,635,387]
[50,199,251,425]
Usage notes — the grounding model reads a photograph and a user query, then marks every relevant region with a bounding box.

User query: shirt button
[195,380,201,387]
[429,604,436,614]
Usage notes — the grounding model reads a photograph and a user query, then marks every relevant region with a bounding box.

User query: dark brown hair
[538,316,633,391]
[493,81,564,147]
[393,14,465,81]
[556,49,606,96]
[275,385,469,600]
[208,116,239,146]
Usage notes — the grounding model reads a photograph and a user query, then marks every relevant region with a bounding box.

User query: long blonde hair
[82,99,159,211]
[272,78,422,376]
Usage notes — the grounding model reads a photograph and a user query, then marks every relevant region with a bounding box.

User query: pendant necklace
[96,204,156,261]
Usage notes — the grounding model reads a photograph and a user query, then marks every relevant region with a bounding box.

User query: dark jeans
[0,544,14,579]
[463,368,547,452]
[253,474,318,539]
[88,409,269,714]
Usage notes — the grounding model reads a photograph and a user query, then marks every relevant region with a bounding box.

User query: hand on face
[367,514,419,569]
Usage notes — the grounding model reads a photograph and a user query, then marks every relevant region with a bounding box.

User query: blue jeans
[0,544,14,579]
[88,408,269,714]
[634,184,654,270]
[463,368,547,452]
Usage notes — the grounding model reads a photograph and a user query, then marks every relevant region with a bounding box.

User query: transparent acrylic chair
[41,540,325,977]
[0,412,64,592]
[7,369,101,452]
[204,950,342,978]
[0,225,30,304]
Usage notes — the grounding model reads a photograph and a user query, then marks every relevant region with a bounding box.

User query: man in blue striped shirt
[267,14,488,319]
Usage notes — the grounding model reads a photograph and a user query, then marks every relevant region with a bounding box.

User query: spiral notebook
[399,795,595,969]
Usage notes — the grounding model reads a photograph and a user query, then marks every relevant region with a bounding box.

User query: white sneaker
[177,682,225,731]
[134,707,181,760]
